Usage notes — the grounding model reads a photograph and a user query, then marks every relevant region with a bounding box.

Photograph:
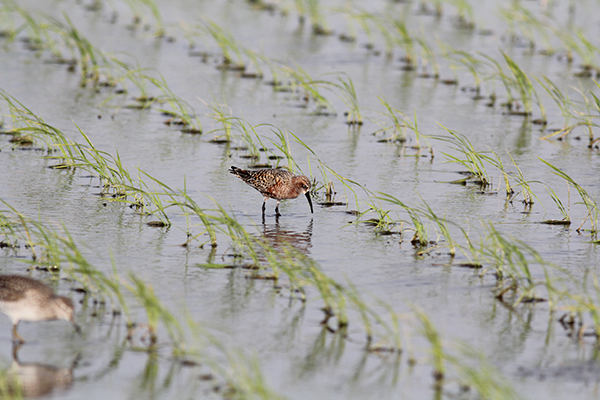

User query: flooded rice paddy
[1,0,600,399]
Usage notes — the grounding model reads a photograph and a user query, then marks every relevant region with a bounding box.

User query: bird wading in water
[0,275,80,344]
[229,166,313,217]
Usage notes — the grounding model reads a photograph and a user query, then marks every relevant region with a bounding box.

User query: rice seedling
[556,28,600,74]
[482,223,532,283]
[289,0,307,25]
[374,193,430,248]
[558,271,600,341]
[278,64,336,115]
[334,5,364,44]
[103,63,157,109]
[321,73,362,125]
[46,12,106,86]
[540,158,599,233]
[9,4,58,54]
[538,78,598,144]
[353,10,396,56]
[480,223,558,307]
[432,126,491,187]
[183,315,288,400]
[484,150,513,197]
[0,1,17,39]
[506,152,537,206]
[288,130,365,209]
[498,2,552,52]
[305,0,330,35]
[268,128,299,170]
[215,209,352,326]
[450,0,475,29]
[417,199,457,256]
[440,45,486,94]
[369,300,403,353]
[416,36,439,78]
[123,273,185,349]
[241,48,265,78]
[217,349,287,400]
[140,173,218,247]
[540,182,570,225]
[536,76,577,137]
[358,200,397,235]
[146,74,203,133]
[211,199,408,344]
[390,17,416,70]
[479,53,517,111]
[409,304,445,383]
[205,98,235,142]
[373,96,407,143]
[0,90,64,150]
[235,119,266,160]
[202,20,246,70]
[501,51,545,120]
[121,0,164,35]
[3,7,141,92]
[447,341,523,400]
[568,84,598,147]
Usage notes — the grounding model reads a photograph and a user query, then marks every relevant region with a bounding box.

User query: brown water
[1,0,600,399]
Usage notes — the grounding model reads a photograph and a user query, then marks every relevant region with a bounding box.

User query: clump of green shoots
[148,74,203,133]
[321,73,362,125]
[202,20,246,70]
[506,152,537,207]
[278,64,336,115]
[433,126,491,187]
[498,2,551,52]
[416,36,440,78]
[204,99,236,143]
[391,16,416,70]
[440,45,486,94]
[123,273,185,349]
[540,158,599,233]
[305,0,330,35]
[373,97,407,143]
[500,51,546,122]
[450,0,475,29]
[478,223,555,307]
[538,79,599,146]
[122,0,165,36]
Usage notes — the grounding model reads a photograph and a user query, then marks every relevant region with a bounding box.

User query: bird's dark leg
[11,341,22,361]
[275,200,281,217]
[12,322,24,344]
[262,198,267,216]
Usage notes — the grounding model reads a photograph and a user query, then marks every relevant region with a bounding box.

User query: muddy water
[1,0,600,399]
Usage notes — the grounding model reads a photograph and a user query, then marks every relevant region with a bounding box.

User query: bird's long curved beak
[305,192,313,213]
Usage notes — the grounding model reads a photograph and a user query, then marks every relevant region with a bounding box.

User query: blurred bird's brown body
[0,275,79,343]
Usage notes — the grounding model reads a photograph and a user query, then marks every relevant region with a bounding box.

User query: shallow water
[2,0,600,399]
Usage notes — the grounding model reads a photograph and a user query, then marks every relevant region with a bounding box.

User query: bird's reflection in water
[260,217,314,255]
[2,344,76,398]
